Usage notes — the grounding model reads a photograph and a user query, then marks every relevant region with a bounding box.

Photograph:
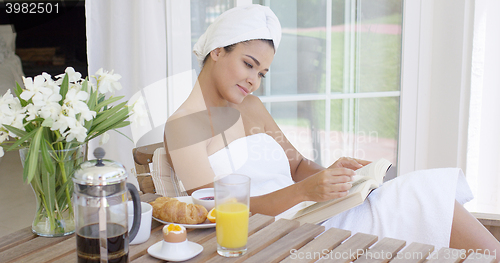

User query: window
[169,0,403,168]
[252,0,403,167]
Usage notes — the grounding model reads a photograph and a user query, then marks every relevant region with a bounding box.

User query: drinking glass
[214,174,250,257]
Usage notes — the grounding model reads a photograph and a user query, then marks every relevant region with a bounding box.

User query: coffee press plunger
[73,147,141,263]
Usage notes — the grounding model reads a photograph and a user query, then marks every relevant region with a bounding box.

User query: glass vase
[19,144,86,237]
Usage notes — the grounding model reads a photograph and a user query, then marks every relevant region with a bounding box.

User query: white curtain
[85,0,167,172]
[465,0,500,214]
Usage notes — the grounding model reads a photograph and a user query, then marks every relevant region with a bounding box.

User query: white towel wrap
[193,4,282,68]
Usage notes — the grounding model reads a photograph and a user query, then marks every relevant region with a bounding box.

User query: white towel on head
[193,4,282,68]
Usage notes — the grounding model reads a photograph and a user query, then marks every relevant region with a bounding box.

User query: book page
[352,158,392,185]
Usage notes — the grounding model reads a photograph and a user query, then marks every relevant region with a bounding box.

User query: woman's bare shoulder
[165,105,211,139]
[239,94,267,112]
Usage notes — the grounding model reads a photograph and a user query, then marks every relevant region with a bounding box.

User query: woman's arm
[250,167,355,216]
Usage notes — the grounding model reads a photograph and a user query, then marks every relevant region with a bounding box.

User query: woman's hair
[202,39,274,67]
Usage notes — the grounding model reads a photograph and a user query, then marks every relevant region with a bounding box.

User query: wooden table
[0,194,496,263]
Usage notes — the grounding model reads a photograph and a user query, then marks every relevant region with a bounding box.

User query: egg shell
[162,224,187,243]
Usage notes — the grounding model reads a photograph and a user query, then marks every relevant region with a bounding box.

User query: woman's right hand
[297,167,355,203]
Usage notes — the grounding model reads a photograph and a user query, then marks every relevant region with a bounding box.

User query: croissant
[150,197,208,224]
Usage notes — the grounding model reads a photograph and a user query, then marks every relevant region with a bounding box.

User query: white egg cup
[161,240,188,254]
[148,239,203,261]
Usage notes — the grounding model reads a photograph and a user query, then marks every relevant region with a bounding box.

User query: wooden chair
[132,142,187,197]
[132,142,163,194]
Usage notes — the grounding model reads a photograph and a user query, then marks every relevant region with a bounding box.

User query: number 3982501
[5,2,59,14]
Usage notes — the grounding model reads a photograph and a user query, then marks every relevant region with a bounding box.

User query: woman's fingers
[324,167,355,182]
[301,168,356,202]
[330,157,371,170]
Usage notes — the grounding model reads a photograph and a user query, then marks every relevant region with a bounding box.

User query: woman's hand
[329,157,371,170]
[297,167,355,203]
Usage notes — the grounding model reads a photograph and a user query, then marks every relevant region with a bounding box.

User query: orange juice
[216,202,249,248]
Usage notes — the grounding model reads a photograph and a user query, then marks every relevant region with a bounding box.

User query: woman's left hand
[329,157,371,171]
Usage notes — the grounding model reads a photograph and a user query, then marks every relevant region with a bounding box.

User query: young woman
[164,4,500,257]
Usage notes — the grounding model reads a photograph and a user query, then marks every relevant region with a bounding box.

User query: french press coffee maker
[73,148,141,263]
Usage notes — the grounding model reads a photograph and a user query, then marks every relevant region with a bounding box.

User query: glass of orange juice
[214,174,250,257]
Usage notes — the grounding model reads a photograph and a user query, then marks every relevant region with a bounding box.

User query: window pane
[270,100,326,164]
[253,0,327,96]
[344,0,402,92]
[357,97,399,163]
[327,97,399,165]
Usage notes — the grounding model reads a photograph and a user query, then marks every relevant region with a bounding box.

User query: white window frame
[399,0,473,176]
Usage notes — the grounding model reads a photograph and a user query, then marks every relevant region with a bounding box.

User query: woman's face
[211,40,275,104]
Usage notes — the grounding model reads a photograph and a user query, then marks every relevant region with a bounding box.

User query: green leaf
[22,149,31,182]
[94,96,125,112]
[81,78,88,93]
[41,117,53,127]
[86,126,134,142]
[56,179,73,208]
[87,85,100,111]
[90,101,127,127]
[5,126,37,151]
[41,155,56,216]
[14,82,28,107]
[86,119,130,142]
[40,137,55,175]
[90,107,129,134]
[3,124,28,138]
[24,128,43,184]
[14,82,23,97]
[59,73,69,105]
[111,121,131,129]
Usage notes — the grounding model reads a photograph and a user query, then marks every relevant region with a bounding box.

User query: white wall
[400,0,473,174]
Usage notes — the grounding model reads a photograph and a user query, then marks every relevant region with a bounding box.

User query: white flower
[99,132,110,145]
[32,85,62,109]
[24,104,40,121]
[62,121,87,142]
[0,146,3,157]
[95,68,123,93]
[55,67,82,83]
[130,97,148,126]
[0,130,8,143]
[0,90,26,136]
[41,72,60,91]
[20,75,52,102]
[39,101,62,121]
[63,88,96,122]
[51,110,77,134]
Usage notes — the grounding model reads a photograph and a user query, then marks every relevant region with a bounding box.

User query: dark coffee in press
[76,223,128,263]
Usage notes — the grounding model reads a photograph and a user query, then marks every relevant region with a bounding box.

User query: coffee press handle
[127,183,141,242]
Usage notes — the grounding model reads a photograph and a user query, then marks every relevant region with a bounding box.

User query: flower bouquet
[0,67,141,236]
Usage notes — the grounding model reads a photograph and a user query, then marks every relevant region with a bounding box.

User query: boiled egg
[162,224,187,243]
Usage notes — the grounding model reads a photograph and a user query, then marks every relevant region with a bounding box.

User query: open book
[282,158,392,225]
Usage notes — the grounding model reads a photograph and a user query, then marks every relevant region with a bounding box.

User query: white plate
[152,196,216,229]
[147,240,203,262]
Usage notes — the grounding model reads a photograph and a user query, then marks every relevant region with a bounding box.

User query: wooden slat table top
[0,193,496,263]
